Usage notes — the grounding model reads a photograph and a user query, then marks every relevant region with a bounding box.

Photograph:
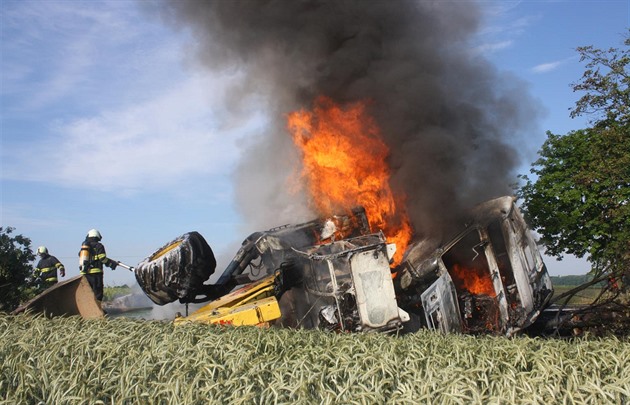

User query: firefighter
[79,229,117,305]
[33,246,65,290]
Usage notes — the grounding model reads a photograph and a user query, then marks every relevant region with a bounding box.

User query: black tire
[135,232,216,305]
[400,311,425,334]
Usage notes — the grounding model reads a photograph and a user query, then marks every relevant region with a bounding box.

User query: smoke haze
[157,0,541,240]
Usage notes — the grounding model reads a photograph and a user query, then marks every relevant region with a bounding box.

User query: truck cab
[395,196,553,336]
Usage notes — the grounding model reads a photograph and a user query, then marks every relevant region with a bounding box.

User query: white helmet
[87,229,102,240]
[37,246,48,255]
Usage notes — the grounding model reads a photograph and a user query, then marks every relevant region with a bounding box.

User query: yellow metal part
[174,274,282,327]
[149,240,182,261]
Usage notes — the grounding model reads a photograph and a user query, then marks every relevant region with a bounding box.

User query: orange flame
[451,264,496,297]
[287,96,412,265]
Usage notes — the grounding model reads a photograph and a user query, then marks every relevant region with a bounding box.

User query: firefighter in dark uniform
[79,229,117,306]
[34,246,65,290]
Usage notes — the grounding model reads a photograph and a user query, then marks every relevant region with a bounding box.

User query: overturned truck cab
[285,232,409,333]
[395,196,553,336]
[135,196,552,336]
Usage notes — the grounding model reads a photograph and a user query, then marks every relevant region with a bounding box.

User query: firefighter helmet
[87,229,102,240]
[37,246,48,255]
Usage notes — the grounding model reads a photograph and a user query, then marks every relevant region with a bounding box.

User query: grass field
[551,285,603,305]
[1,313,629,404]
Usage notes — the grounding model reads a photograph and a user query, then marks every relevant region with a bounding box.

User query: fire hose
[113,261,136,272]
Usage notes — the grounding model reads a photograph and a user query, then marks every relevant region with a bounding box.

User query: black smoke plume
[158,0,541,241]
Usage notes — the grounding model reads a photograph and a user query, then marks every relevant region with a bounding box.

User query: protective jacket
[35,254,65,284]
[80,237,116,275]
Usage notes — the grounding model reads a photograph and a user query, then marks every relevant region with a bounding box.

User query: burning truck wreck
[134,196,553,337]
[123,0,569,337]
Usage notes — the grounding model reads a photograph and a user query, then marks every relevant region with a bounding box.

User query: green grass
[1,313,629,404]
[551,285,603,305]
[550,275,593,287]
[103,285,133,302]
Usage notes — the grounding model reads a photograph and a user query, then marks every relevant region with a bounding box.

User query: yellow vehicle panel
[174,295,281,326]
[174,273,281,326]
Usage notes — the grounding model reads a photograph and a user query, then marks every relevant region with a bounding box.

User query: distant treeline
[103,285,132,302]
[551,274,593,286]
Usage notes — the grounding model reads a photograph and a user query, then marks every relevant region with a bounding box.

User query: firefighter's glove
[60,269,65,277]
[109,261,117,270]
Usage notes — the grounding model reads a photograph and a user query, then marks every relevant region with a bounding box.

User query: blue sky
[1,0,629,287]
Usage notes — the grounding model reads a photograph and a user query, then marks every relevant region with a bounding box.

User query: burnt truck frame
[395,196,553,336]
[285,232,409,333]
[136,196,553,336]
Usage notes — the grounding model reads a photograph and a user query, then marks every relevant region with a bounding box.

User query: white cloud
[1,0,185,112]
[478,1,538,36]
[1,0,268,195]
[531,55,577,74]
[472,40,513,55]
[531,61,562,73]
[3,72,260,193]
[481,0,524,19]
[475,2,541,57]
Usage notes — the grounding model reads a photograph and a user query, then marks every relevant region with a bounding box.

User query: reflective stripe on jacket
[35,255,64,283]
[40,266,58,282]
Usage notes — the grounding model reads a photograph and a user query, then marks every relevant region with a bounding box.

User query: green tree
[0,227,36,312]
[518,31,630,279]
[570,34,630,127]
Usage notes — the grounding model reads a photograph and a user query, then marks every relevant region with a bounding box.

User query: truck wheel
[401,311,424,334]
[135,232,216,305]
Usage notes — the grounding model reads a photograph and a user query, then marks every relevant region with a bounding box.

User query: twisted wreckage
[17,196,563,337]
[133,195,554,336]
